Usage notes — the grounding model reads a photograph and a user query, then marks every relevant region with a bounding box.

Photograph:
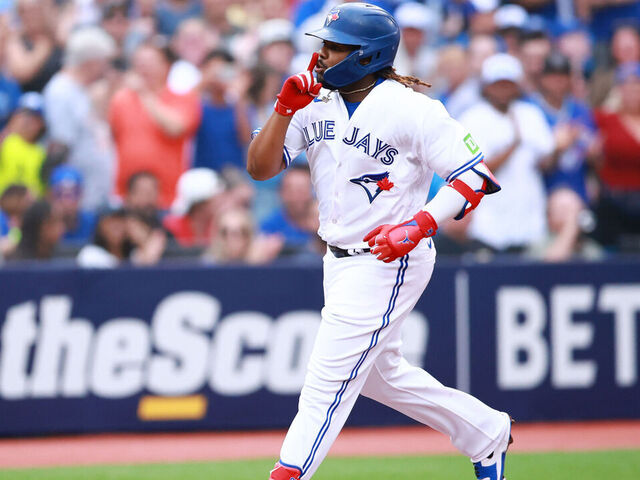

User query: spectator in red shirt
[108,43,201,210]
[593,62,640,250]
[163,168,224,247]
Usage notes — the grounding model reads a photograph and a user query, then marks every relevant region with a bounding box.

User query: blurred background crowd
[0,0,638,267]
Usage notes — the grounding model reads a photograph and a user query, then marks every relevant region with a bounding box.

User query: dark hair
[15,200,53,259]
[280,163,311,192]
[612,20,640,37]
[248,63,279,104]
[376,66,431,89]
[0,184,28,203]
[543,52,571,75]
[127,171,158,194]
[93,209,133,257]
[127,209,162,230]
[135,39,174,64]
[202,48,234,65]
[519,30,550,45]
[102,0,130,19]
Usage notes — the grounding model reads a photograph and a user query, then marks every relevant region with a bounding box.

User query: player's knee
[269,462,302,480]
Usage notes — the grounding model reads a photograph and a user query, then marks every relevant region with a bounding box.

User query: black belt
[329,245,371,258]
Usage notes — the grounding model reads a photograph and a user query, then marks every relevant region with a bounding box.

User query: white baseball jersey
[282,79,485,248]
[268,79,511,480]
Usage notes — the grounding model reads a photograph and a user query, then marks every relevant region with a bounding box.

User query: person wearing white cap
[258,19,296,77]
[43,26,117,211]
[393,1,439,82]
[163,168,225,247]
[458,53,555,253]
[494,4,529,56]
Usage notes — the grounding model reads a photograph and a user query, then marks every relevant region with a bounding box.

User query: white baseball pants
[279,245,511,479]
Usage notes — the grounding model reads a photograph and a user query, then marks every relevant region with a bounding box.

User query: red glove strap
[274,98,295,116]
[413,210,438,237]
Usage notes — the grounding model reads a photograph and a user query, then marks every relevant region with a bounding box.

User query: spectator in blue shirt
[47,166,97,245]
[193,50,251,172]
[0,207,8,237]
[530,52,597,203]
[530,52,600,261]
[0,74,21,131]
[261,164,319,254]
[0,194,11,258]
[154,0,202,36]
[580,1,640,43]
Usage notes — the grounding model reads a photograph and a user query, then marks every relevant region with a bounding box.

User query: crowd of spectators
[0,0,639,267]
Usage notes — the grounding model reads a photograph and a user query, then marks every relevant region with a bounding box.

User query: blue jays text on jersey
[279,79,485,248]
[302,120,398,166]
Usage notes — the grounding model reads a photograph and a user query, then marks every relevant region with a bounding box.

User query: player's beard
[316,70,338,91]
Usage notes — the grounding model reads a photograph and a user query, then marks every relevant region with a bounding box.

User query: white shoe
[472,417,514,480]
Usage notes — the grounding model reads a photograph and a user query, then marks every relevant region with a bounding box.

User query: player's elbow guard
[448,161,501,220]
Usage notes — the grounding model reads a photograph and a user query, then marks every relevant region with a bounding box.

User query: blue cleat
[473,418,514,480]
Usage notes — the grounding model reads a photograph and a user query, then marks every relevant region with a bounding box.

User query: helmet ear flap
[321,48,367,89]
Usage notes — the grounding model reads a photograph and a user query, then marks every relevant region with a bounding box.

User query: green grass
[4,450,640,479]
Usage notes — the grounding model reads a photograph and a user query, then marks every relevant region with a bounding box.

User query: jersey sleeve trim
[283,145,292,167]
[445,152,484,183]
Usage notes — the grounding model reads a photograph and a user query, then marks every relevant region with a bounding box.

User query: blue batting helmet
[305,3,400,88]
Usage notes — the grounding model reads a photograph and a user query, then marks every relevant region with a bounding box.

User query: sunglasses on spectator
[52,186,81,199]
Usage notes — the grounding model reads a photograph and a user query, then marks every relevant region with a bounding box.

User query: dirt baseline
[0,420,638,469]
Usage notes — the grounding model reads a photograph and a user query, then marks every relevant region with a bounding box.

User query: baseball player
[248,3,512,479]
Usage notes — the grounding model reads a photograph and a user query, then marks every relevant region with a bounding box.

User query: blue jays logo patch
[326,10,339,25]
[350,172,394,204]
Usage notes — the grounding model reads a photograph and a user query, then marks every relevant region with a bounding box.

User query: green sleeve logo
[463,133,479,155]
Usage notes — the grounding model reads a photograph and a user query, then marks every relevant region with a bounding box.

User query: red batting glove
[363,210,438,263]
[275,53,323,116]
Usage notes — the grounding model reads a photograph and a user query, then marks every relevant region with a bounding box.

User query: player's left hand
[363,210,438,263]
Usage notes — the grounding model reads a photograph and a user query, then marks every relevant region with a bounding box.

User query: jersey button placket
[331,157,344,225]
[331,159,346,226]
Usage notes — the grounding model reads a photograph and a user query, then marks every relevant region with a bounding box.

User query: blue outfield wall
[0,259,638,435]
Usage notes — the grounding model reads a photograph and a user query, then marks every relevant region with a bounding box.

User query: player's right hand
[364,210,438,263]
[275,53,323,116]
